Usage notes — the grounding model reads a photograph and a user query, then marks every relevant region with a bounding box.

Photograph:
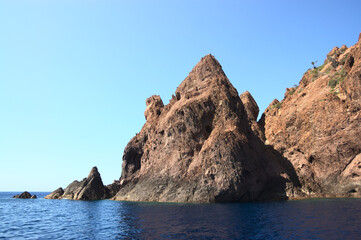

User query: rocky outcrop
[261,34,361,198]
[45,167,116,200]
[106,180,121,198]
[46,34,361,203]
[44,187,64,199]
[113,54,300,203]
[12,191,35,199]
[240,91,265,141]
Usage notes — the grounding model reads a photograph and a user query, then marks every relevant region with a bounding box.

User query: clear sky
[1,0,360,191]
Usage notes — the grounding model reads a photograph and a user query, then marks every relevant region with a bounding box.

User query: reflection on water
[0,192,360,239]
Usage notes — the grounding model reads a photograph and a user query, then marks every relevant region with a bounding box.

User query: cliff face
[114,55,298,203]
[261,34,361,198]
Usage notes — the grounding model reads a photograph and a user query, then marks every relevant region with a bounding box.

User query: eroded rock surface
[114,54,299,203]
[261,34,361,198]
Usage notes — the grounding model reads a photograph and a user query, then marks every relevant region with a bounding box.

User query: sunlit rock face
[114,54,299,203]
[261,34,361,198]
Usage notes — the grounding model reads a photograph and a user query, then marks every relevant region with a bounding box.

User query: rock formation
[45,34,361,203]
[113,54,300,203]
[45,167,115,200]
[240,91,265,141]
[260,34,361,198]
[44,187,64,199]
[12,191,35,199]
[106,180,121,198]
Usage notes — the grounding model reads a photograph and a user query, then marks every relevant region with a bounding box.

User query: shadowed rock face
[114,54,299,203]
[261,34,361,198]
[105,180,121,198]
[45,167,115,200]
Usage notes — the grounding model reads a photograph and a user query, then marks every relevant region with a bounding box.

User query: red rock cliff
[261,34,361,198]
[114,55,298,203]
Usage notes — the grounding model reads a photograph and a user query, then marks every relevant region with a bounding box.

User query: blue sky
[1,0,360,191]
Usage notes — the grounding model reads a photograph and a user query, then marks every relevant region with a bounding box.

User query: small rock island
[13,191,37,199]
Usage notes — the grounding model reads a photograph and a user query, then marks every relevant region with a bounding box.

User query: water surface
[1,192,360,239]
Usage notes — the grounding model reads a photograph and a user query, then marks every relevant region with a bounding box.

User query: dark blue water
[1,192,361,239]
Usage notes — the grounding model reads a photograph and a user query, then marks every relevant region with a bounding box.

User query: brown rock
[144,95,164,121]
[327,46,340,60]
[105,180,121,198]
[46,35,360,203]
[240,91,265,141]
[63,167,108,200]
[114,54,299,203]
[45,187,64,199]
[240,91,259,121]
[46,167,110,200]
[12,191,32,199]
[262,34,361,198]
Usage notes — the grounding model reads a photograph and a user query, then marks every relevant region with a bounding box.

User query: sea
[0,192,360,240]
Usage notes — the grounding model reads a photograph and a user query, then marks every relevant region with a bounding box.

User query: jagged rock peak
[88,166,101,179]
[114,54,296,203]
[176,54,229,97]
[193,54,222,72]
[240,91,265,141]
[189,54,224,79]
[144,95,164,121]
[240,91,259,121]
[45,166,118,200]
